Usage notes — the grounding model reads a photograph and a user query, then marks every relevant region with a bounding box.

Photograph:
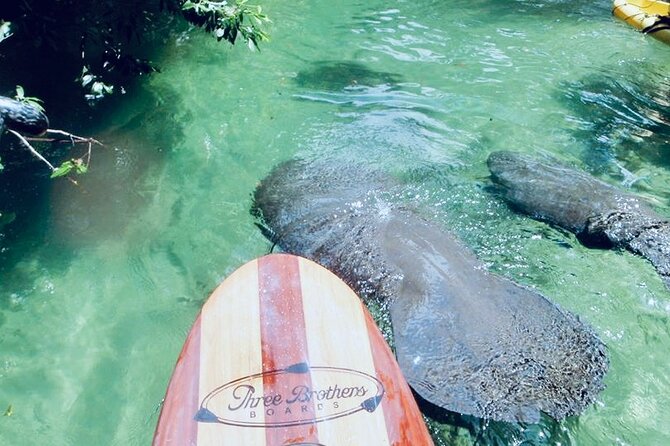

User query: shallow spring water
[1,0,670,444]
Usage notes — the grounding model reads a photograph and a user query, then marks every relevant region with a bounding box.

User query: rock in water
[252,159,608,423]
[0,96,49,136]
[488,150,670,288]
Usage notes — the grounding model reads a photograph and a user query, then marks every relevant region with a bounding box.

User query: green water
[2,0,670,444]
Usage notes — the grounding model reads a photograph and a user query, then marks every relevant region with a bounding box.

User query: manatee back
[252,159,402,298]
[487,151,654,234]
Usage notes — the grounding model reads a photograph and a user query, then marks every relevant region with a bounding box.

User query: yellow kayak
[613,0,670,44]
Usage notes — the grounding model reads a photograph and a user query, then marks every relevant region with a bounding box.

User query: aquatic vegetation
[0,0,270,101]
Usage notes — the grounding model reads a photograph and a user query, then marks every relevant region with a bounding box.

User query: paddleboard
[153,253,434,446]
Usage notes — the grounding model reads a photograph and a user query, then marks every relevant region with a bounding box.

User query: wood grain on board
[153,254,433,446]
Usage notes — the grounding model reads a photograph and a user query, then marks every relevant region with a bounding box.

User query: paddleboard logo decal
[195,362,384,427]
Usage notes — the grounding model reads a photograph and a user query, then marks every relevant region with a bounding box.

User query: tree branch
[8,128,103,182]
[44,129,103,146]
[8,129,56,171]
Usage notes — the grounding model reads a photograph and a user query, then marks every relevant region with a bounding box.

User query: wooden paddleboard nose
[153,253,434,446]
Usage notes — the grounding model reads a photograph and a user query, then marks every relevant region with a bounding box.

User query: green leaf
[0,21,12,44]
[180,0,269,49]
[51,161,75,178]
[81,74,95,87]
[75,163,88,174]
[14,85,45,113]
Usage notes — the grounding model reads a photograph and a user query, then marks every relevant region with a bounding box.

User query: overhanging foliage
[0,0,269,101]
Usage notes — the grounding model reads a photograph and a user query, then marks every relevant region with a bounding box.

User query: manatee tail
[382,216,608,423]
[586,212,670,289]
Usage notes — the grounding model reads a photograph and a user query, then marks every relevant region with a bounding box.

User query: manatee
[294,61,402,91]
[251,159,608,423]
[487,150,670,289]
[0,96,49,136]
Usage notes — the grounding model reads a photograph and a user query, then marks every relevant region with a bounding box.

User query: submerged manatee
[252,159,608,423]
[488,151,670,288]
[294,61,402,91]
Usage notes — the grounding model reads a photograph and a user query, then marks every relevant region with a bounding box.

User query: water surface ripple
[1,0,670,444]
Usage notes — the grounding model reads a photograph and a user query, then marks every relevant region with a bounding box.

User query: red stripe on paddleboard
[363,308,433,446]
[153,314,202,445]
[258,255,319,445]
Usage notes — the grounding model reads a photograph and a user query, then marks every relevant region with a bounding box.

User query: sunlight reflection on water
[2,0,670,444]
